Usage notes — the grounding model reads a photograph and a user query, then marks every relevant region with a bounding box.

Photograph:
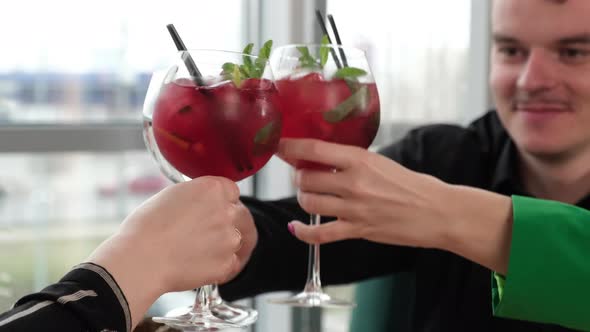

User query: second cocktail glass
[269,44,380,307]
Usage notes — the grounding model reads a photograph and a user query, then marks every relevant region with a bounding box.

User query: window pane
[327,0,471,125]
[0,151,164,309]
[0,152,169,226]
[0,0,247,124]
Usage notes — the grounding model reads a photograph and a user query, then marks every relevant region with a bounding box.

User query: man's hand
[278,138,450,248]
[279,138,513,275]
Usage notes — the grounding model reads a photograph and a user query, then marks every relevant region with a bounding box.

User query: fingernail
[288,222,296,236]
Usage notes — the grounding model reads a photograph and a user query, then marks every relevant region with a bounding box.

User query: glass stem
[303,214,322,294]
[191,284,214,315]
[209,284,223,306]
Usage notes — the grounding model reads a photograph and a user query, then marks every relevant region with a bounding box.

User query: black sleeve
[0,262,130,332]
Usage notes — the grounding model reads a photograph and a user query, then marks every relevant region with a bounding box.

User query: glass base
[268,291,355,308]
[153,308,241,331]
[211,301,258,326]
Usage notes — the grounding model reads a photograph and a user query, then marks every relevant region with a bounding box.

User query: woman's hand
[87,176,256,328]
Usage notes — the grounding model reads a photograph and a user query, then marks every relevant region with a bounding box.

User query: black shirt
[222,111,590,331]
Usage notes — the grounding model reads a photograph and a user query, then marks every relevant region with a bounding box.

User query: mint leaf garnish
[319,35,330,67]
[239,66,249,78]
[333,67,367,80]
[253,121,279,156]
[240,43,255,78]
[253,40,273,78]
[221,40,274,80]
[222,62,235,73]
[322,85,369,123]
[243,43,254,54]
[258,40,273,60]
[220,62,243,87]
[221,62,236,80]
[232,64,243,87]
[242,43,254,67]
[297,46,319,69]
[178,105,192,114]
[254,121,277,144]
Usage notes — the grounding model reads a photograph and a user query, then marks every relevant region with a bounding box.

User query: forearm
[221,196,308,299]
[439,184,513,274]
[221,196,416,299]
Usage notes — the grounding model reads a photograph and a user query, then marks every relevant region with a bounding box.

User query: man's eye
[559,48,589,59]
[497,46,525,59]
[500,47,519,56]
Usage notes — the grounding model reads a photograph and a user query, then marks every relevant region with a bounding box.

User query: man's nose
[517,50,558,92]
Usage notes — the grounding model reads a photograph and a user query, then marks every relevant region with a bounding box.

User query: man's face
[490,0,590,160]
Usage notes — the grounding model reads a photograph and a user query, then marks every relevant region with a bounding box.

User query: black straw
[314,10,343,69]
[327,15,349,67]
[166,24,205,85]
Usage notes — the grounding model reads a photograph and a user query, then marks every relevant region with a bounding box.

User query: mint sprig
[295,35,366,80]
[322,85,369,123]
[319,35,330,67]
[232,63,243,87]
[255,40,273,75]
[221,62,242,87]
[253,121,280,156]
[296,35,330,69]
[293,36,372,123]
[333,67,367,80]
[254,121,277,144]
[297,46,319,69]
[221,40,274,87]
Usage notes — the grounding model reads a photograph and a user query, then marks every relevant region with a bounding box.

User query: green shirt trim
[492,195,590,330]
[491,272,505,311]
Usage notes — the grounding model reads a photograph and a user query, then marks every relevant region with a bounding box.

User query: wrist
[88,234,165,327]
[439,185,513,273]
[428,181,466,250]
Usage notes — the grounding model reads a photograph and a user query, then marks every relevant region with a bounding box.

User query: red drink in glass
[150,78,281,181]
[276,74,380,169]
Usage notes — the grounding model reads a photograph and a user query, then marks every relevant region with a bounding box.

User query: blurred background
[0,0,491,331]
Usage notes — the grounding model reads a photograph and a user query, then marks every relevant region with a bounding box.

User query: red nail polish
[288,223,295,236]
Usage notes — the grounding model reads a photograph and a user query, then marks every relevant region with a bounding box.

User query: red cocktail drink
[277,73,380,169]
[151,78,281,181]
